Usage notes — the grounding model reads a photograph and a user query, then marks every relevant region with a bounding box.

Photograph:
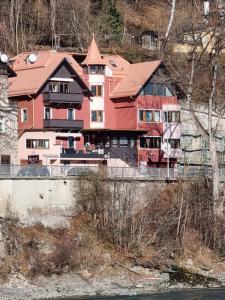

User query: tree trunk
[209,137,222,216]
[208,63,223,217]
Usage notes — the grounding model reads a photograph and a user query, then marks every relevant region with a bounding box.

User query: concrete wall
[0,179,75,227]
[0,178,159,228]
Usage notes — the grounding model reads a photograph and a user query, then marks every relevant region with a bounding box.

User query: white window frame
[91,110,104,123]
[90,84,104,97]
[138,109,161,123]
[44,107,52,120]
[21,108,28,123]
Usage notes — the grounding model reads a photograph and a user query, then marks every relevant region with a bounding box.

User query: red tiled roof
[9,50,83,97]
[110,60,162,98]
[81,36,105,66]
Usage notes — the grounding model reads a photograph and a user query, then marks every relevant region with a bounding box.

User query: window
[0,117,5,132]
[60,83,69,93]
[109,60,117,67]
[26,139,50,149]
[140,137,161,149]
[49,83,58,93]
[119,137,129,148]
[91,110,103,122]
[91,85,103,96]
[89,65,104,74]
[112,137,118,148]
[143,82,154,95]
[139,110,160,122]
[44,107,51,120]
[167,139,180,149]
[105,136,110,148]
[68,137,74,148]
[49,82,69,93]
[164,111,180,123]
[21,108,28,123]
[130,137,135,148]
[155,84,164,96]
[83,66,88,74]
[68,109,74,120]
[141,82,174,96]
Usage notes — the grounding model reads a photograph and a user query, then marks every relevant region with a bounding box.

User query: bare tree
[161,0,176,54]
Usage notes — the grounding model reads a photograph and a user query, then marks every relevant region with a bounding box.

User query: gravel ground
[0,265,224,300]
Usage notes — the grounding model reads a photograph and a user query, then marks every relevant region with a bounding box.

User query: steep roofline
[37,58,92,96]
[110,60,162,99]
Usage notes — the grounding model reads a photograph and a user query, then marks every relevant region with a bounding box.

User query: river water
[57,289,225,300]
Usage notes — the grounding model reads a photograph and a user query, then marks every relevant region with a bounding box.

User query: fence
[0,164,223,180]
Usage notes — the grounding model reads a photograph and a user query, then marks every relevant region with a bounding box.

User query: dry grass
[0,175,224,280]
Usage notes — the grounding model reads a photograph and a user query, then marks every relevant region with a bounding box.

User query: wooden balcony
[43,119,83,130]
[43,92,83,106]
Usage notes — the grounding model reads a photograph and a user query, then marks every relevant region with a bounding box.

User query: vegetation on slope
[1,174,225,282]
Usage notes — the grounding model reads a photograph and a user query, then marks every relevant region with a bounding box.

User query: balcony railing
[43,119,83,130]
[61,149,105,159]
[43,92,83,106]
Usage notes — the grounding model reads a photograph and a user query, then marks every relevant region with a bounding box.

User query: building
[76,36,181,168]
[9,37,181,169]
[0,60,17,165]
[180,102,225,167]
[8,51,91,165]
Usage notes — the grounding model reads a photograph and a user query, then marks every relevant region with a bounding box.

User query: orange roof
[81,36,105,66]
[103,55,130,78]
[110,60,162,98]
[9,50,83,97]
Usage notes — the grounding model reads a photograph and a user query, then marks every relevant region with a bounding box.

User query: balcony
[43,119,83,130]
[43,92,83,106]
[60,149,105,159]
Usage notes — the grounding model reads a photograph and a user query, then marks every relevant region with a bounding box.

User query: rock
[80,270,92,280]
[160,272,170,282]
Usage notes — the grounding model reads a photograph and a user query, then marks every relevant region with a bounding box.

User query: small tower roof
[82,36,105,66]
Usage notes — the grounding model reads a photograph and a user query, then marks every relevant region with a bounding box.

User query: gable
[52,63,74,79]
[40,59,91,96]
[139,66,176,97]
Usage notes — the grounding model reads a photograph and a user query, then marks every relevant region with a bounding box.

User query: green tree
[102,0,123,42]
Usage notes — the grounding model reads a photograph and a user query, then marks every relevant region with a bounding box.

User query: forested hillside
[0,0,201,57]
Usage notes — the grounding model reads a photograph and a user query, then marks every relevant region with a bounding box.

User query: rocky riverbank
[1,262,225,300]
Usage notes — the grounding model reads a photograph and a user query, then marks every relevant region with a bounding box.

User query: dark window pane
[140,137,161,149]
[156,83,164,96]
[139,110,144,121]
[144,82,154,95]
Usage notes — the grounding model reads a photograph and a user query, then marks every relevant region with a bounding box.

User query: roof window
[109,59,117,67]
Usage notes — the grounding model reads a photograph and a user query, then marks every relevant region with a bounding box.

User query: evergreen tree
[102,0,123,42]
